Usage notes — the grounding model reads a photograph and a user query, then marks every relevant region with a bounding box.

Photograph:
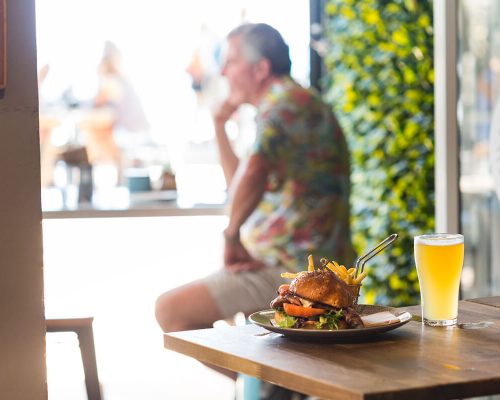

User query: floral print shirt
[241,76,355,271]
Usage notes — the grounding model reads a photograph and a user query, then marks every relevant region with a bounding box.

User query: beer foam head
[414,233,464,246]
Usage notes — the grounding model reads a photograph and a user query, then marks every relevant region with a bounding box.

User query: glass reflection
[458,0,500,298]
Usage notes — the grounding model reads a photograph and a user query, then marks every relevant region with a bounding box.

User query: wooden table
[164,297,500,400]
[466,295,500,309]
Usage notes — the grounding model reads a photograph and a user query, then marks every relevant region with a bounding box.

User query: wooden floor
[43,216,235,400]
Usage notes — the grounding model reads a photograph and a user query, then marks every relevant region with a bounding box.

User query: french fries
[281,255,369,287]
[307,254,315,272]
[281,272,301,279]
[353,271,367,285]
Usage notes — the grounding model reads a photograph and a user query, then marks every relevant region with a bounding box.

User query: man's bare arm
[213,100,240,186]
[224,153,269,241]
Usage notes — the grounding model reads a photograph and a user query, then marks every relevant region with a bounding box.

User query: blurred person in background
[185,23,227,144]
[80,41,150,175]
[156,22,354,395]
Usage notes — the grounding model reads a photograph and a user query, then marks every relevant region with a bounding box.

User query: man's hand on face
[213,99,239,129]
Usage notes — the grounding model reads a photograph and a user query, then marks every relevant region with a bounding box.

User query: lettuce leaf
[276,313,298,328]
[316,309,344,330]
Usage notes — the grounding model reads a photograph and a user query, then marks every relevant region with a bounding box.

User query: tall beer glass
[414,233,464,326]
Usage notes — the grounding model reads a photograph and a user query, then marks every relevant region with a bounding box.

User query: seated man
[155,22,355,379]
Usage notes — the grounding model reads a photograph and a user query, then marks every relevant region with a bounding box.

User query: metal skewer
[354,233,399,278]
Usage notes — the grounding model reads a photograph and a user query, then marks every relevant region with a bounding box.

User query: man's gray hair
[228,23,291,76]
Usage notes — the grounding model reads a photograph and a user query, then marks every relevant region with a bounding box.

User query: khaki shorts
[203,265,289,319]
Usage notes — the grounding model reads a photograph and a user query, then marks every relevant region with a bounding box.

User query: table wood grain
[466,296,500,308]
[0,0,6,89]
[164,300,500,400]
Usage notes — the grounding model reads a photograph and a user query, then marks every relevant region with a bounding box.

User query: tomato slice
[283,302,326,318]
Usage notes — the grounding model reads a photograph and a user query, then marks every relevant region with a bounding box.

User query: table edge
[164,331,364,400]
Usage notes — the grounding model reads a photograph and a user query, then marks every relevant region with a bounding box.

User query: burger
[270,268,364,329]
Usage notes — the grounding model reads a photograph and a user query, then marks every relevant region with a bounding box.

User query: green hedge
[322,0,435,306]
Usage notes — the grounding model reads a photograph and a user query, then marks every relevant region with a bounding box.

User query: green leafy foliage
[275,311,298,328]
[316,309,344,330]
[322,0,435,306]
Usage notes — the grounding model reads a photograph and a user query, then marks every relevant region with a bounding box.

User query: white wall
[0,0,47,398]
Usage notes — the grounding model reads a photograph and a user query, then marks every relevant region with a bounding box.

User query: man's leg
[155,280,223,333]
[155,279,238,380]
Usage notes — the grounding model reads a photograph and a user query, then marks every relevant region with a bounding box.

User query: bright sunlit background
[37,1,310,399]
[36,0,310,196]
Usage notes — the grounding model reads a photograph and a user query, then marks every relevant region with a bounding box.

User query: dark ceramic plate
[249,304,412,341]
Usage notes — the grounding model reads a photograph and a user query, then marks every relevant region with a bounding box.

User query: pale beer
[414,234,464,326]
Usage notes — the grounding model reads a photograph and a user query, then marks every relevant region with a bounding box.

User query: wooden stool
[46,317,102,400]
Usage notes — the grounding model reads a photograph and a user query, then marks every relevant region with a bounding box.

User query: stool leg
[75,326,102,400]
